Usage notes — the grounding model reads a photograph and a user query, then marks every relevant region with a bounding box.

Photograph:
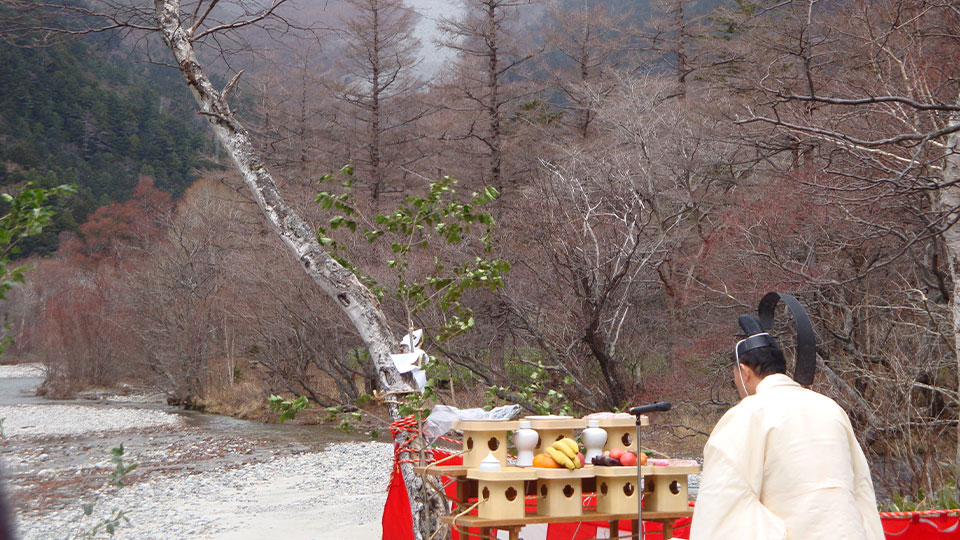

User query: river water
[0,375,366,447]
[0,376,47,406]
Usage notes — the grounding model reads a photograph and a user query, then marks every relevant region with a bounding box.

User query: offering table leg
[455,477,468,511]
[609,519,636,538]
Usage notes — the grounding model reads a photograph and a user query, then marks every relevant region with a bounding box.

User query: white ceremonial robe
[689,373,884,540]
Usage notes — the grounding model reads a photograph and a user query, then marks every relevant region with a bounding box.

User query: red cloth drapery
[880,510,960,539]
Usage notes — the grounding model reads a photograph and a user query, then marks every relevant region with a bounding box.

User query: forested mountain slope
[0,23,214,254]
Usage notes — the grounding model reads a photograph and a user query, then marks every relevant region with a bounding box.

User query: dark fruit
[594,455,622,466]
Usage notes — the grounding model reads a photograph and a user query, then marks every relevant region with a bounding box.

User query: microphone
[628,401,672,416]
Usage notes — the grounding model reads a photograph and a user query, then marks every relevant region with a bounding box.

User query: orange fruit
[639,452,648,466]
[533,452,560,468]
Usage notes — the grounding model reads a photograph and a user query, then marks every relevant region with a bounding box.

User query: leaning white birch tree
[5,0,445,537]
[153,2,448,537]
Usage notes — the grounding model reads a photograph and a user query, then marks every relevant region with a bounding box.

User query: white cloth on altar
[689,373,883,540]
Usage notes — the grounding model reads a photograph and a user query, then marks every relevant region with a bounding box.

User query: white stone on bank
[0,363,44,378]
[0,405,182,437]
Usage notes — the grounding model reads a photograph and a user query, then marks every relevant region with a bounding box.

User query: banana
[552,439,578,468]
[549,441,569,459]
[551,440,574,460]
[546,446,576,470]
[557,438,580,458]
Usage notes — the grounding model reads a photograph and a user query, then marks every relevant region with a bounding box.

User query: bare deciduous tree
[331,0,426,201]
[437,0,539,191]
[710,0,960,485]
[499,77,740,409]
[543,1,635,137]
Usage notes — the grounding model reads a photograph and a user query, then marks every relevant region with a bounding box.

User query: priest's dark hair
[738,345,787,378]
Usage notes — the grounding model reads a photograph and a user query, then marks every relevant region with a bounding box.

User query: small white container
[581,419,608,463]
[513,420,539,467]
[478,451,502,472]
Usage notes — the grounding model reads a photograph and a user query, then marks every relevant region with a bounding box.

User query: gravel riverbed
[15,442,393,540]
[1,404,182,437]
[0,364,44,378]
[1,365,393,540]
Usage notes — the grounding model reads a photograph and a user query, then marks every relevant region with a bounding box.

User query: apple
[609,448,625,460]
[577,452,585,467]
[619,451,637,466]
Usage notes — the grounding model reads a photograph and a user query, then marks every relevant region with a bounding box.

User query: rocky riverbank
[0,365,392,540]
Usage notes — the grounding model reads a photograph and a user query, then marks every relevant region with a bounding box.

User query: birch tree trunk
[153,2,445,537]
[939,103,960,478]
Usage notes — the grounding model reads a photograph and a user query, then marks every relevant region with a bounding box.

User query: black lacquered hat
[736,292,817,387]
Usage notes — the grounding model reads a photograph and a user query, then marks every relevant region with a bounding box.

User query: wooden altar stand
[440,510,691,540]
[416,465,693,540]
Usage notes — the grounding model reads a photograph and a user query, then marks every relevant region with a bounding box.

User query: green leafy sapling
[312,167,511,433]
[486,361,574,416]
[108,443,138,488]
[0,182,74,351]
[73,445,137,539]
[316,168,510,343]
[268,394,310,423]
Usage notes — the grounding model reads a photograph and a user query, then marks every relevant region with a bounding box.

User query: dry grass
[199,378,269,418]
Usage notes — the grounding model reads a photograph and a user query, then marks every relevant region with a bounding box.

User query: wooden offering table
[596,415,648,452]
[535,465,594,517]
[458,420,519,467]
[467,467,538,520]
[440,510,692,540]
[524,416,585,452]
[642,464,700,513]
[416,416,695,539]
[417,463,694,539]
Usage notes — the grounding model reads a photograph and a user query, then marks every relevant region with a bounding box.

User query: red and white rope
[879,508,960,519]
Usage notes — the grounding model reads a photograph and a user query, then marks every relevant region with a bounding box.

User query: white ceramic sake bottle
[581,419,608,463]
[513,420,539,467]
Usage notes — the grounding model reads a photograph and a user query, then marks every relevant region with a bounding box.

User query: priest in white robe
[689,315,884,540]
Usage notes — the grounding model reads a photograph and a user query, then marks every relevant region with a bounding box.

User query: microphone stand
[636,413,646,538]
[628,402,671,539]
